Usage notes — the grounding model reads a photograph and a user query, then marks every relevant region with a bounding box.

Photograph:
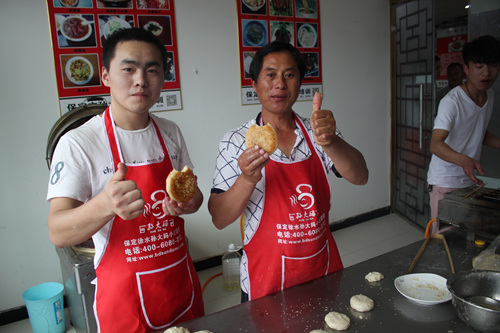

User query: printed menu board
[237,0,322,105]
[47,0,181,115]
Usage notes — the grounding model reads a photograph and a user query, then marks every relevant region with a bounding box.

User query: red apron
[94,108,204,332]
[245,114,343,300]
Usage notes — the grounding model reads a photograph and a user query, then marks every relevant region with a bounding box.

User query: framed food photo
[61,54,101,88]
[237,0,323,105]
[46,0,182,116]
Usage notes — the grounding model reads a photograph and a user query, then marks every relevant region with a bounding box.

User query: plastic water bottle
[222,243,241,291]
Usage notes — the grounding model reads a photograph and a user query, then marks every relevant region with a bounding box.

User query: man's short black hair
[102,27,168,74]
[463,35,500,66]
[249,42,306,83]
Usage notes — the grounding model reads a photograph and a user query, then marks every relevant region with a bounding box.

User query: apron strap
[103,107,169,171]
[103,107,122,170]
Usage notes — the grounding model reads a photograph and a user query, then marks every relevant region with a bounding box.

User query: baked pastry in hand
[166,166,196,202]
[245,123,278,154]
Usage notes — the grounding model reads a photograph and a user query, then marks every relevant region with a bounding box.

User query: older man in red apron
[208,42,368,300]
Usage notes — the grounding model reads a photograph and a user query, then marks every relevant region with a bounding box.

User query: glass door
[391,0,435,229]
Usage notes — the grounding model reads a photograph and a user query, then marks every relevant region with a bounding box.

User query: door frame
[389,0,436,228]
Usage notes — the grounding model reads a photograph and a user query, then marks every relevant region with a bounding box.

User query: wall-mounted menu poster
[47,0,181,115]
[237,0,322,105]
[436,33,467,85]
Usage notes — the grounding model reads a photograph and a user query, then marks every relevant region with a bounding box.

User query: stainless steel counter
[159,228,486,332]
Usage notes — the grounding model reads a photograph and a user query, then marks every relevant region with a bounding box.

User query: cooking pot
[46,98,107,169]
[447,270,500,333]
[46,98,107,254]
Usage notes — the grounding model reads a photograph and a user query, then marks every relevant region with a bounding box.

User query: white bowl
[298,7,316,18]
[60,16,92,42]
[297,23,317,48]
[65,56,94,85]
[242,0,266,11]
[59,0,79,7]
[394,273,451,305]
[143,21,163,37]
[103,18,131,39]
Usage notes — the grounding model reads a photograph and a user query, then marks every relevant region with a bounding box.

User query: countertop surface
[160,228,484,332]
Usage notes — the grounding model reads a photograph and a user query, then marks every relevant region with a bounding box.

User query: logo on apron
[290,183,315,209]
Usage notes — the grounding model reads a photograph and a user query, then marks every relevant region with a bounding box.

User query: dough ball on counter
[365,271,384,282]
[350,294,374,312]
[164,327,190,333]
[325,311,350,331]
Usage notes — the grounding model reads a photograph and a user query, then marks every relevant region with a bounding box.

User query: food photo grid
[238,0,322,105]
[47,0,181,115]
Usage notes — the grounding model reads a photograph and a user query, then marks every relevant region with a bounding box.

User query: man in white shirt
[47,28,204,332]
[427,35,500,232]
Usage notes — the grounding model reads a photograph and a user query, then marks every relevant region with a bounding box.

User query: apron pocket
[136,254,195,329]
[281,241,329,290]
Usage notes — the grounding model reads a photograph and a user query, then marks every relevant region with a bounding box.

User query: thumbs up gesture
[105,162,144,220]
[310,92,337,147]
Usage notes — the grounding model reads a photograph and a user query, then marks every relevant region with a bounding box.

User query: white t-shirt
[427,86,494,188]
[46,112,193,265]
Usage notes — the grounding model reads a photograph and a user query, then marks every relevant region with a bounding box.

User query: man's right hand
[208,146,270,230]
[459,155,485,185]
[238,145,270,185]
[105,162,145,220]
[430,129,485,186]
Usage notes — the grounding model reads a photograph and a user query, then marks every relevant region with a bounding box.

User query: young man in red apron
[209,42,369,301]
[47,28,204,331]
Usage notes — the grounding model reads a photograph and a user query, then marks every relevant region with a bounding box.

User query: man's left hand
[162,179,202,216]
[311,92,338,146]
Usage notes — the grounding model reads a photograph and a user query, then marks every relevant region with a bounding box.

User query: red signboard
[47,0,181,114]
[436,34,467,81]
[237,0,322,104]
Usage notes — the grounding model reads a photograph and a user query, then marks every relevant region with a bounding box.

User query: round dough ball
[365,271,384,282]
[325,311,350,331]
[350,294,374,312]
[164,327,190,333]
